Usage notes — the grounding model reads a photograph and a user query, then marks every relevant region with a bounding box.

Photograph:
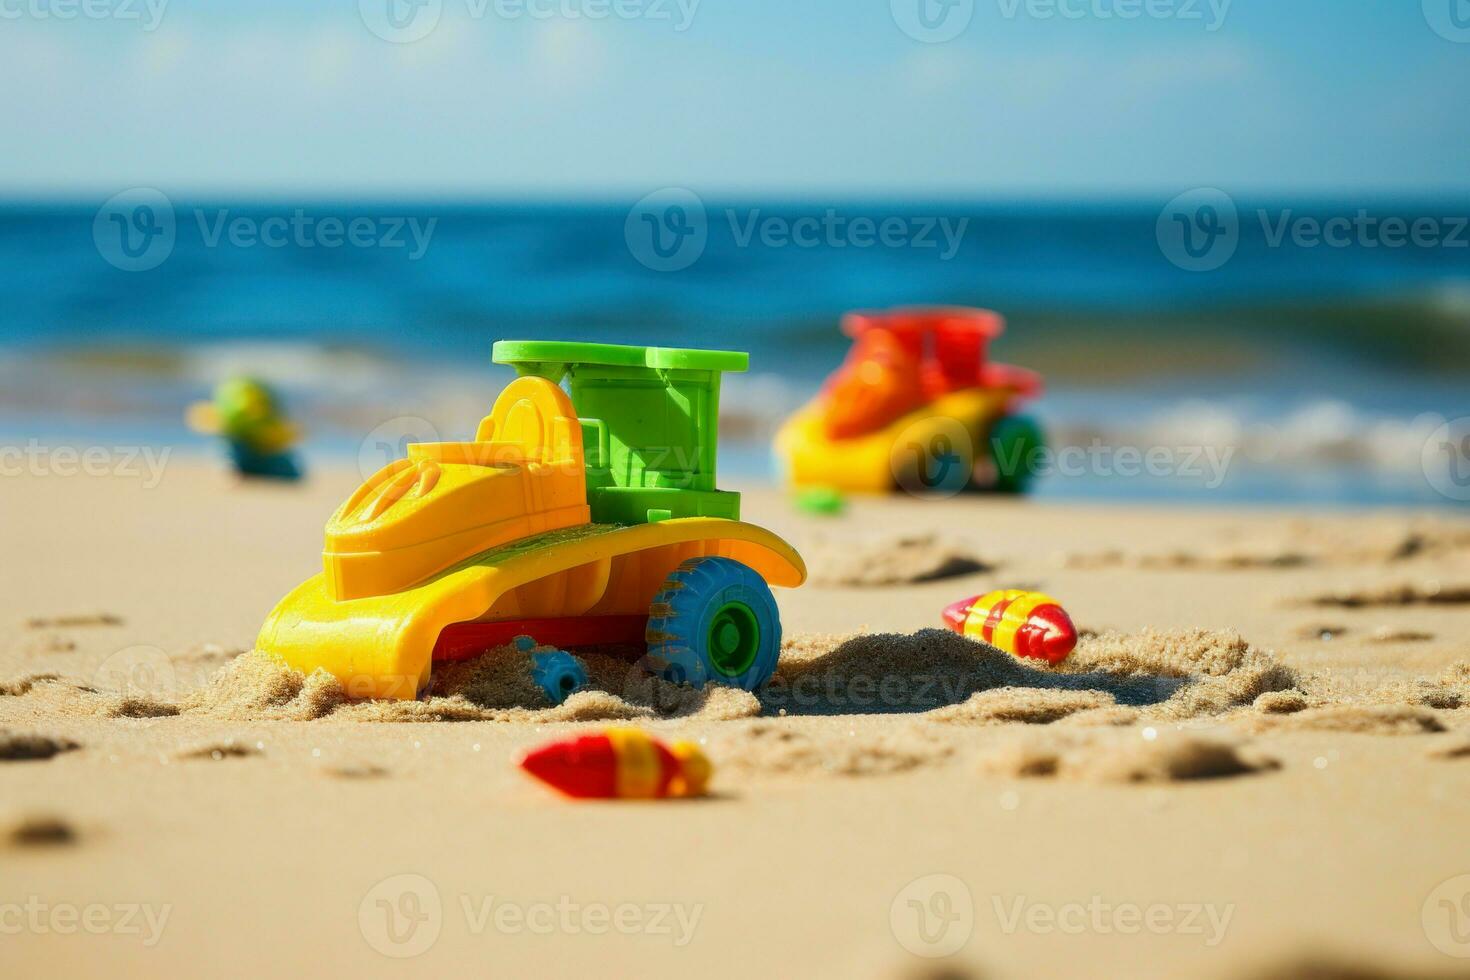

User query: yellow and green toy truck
[256,341,806,702]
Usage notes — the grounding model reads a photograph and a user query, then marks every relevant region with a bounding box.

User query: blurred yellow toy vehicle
[775,307,1046,495]
[186,377,302,480]
[256,341,805,701]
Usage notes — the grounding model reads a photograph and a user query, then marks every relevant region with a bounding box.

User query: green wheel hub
[707,601,760,677]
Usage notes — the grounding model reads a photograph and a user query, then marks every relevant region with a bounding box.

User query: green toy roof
[492,340,748,374]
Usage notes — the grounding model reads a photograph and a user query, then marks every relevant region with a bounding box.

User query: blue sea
[2,197,1467,506]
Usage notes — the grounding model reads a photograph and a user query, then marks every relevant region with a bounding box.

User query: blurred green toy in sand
[186,377,303,480]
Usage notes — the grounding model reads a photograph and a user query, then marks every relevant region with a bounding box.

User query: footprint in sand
[4,814,78,848]
[0,731,79,762]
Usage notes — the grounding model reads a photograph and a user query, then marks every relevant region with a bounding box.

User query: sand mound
[1366,627,1434,643]
[10,677,179,719]
[0,673,60,697]
[804,533,987,587]
[1063,629,1302,720]
[24,612,123,629]
[1426,733,1470,760]
[1141,548,1310,570]
[1229,953,1470,979]
[768,628,1296,719]
[321,763,390,779]
[1064,519,1470,574]
[216,627,1291,724]
[1303,581,1470,608]
[1253,690,1309,714]
[0,628,1308,732]
[930,689,1115,725]
[176,648,762,725]
[1244,705,1446,736]
[181,653,344,721]
[768,630,1041,714]
[1299,662,1467,715]
[0,731,79,761]
[1055,706,1143,727]
[977,731,1277,783]
[713,722,953,777]
[176,742,261,761]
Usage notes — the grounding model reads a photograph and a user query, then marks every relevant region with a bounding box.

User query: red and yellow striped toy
[518,728,712,800]
[942,590,1077,664]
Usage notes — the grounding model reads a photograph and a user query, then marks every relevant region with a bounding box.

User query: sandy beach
[3,460,1469,978]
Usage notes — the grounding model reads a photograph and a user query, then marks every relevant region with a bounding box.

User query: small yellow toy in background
[186,377,303,480]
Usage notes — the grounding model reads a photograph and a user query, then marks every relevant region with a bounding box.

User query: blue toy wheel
[646,556,781,690]
[527,644,589,706]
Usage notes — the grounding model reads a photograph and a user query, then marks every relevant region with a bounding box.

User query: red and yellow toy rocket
[518,728,712,800]
[943,590,1077,664]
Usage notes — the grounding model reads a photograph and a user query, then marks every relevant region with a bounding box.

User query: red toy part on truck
[819,307,1041,440]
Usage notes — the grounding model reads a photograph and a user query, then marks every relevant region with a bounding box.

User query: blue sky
[2,0,1468,198]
